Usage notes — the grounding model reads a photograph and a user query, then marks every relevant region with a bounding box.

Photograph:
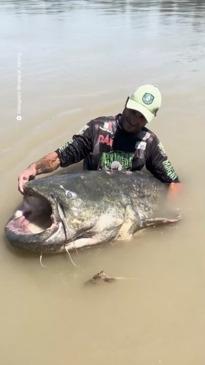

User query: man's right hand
[17,152,61,194]
[18,165,37,194]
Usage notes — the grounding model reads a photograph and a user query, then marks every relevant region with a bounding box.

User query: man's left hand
[167,182,183,201]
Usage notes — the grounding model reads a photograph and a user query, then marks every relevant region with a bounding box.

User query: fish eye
[59,185,77,199]
[65,191,77,199]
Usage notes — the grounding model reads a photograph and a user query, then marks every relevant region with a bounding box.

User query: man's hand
[167,182,183,201]
[18,152,60,194]
[18,165,37,194]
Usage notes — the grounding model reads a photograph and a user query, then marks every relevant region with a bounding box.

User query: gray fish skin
[5,170,176,254]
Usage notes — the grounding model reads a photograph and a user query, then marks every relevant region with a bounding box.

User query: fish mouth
[5,186,66,252]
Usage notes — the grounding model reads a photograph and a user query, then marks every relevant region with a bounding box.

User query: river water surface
[1,1,205,364]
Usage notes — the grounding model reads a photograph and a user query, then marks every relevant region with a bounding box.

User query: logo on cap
[142,93,154,105]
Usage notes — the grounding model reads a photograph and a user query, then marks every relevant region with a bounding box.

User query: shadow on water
[1,0,205,34]
[1,0,205,18]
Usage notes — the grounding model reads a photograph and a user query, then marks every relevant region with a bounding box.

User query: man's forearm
[30,152,60,175]
[18,151,61,193]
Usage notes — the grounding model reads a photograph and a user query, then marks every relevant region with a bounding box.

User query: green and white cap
[126,84,162,123]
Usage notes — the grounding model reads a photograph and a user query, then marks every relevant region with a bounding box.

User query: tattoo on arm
[33,152,60,175]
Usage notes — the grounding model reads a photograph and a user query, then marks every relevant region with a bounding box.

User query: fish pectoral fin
[117,205,140,240]
[143,215,181,228]
[65,228,119,251]
[75,231,94,239]
[65,213,123,251]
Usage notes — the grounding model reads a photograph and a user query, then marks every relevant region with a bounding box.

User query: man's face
[121,107,147,133]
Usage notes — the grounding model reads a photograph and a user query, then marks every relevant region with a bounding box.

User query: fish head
[5,178,90,253]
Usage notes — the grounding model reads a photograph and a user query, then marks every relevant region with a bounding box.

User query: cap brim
[126,99,154,123]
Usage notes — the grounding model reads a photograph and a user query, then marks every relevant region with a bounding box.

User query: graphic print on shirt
[157,142,167,157]
[162,160,178,180]
[97,134,113,147]
[99,151,134,170]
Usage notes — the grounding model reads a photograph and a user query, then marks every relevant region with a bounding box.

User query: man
[18,84,181,197]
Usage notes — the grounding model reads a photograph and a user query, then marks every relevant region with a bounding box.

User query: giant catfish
[5,171,180,253]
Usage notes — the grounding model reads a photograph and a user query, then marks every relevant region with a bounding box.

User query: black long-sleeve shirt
[56,114,179,183]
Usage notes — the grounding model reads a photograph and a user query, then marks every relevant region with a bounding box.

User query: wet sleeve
[55,122,93,167]
[146,137,180,183]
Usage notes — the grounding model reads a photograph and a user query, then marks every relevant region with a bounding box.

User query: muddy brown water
[1,1,205,364]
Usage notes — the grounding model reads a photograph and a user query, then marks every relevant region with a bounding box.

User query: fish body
[5,170,178,253]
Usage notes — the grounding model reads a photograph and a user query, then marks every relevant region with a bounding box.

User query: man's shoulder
[88,115,118,133]
[139,127,159,143]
